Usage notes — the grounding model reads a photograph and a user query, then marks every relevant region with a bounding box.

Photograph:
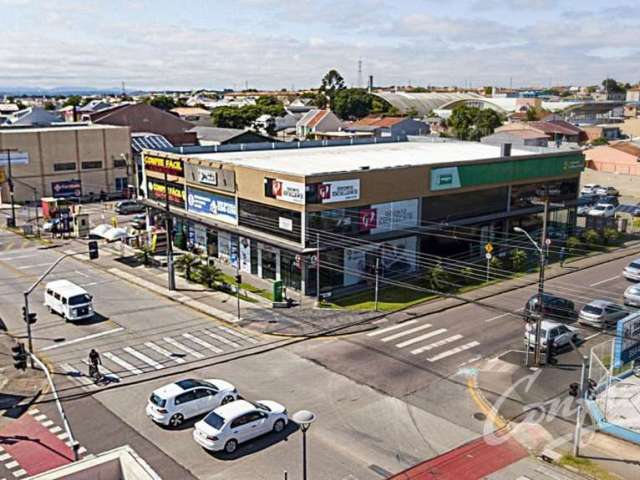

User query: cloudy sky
[1,0,638,90]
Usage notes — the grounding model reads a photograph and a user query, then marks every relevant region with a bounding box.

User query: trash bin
[6,218,15,228]
[273,280,283,302]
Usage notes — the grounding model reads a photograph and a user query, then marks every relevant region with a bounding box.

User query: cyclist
[88,349,102,382]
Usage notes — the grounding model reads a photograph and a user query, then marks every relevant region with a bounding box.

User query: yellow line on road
[467,375,509,431]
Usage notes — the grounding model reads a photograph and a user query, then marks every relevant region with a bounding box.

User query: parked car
[115,200,145,214]
[577,197,595,216]
[131,213,146,230]
[524,293,577,322]
[624,284,640,308]
[596,195,620,207]
[146,378,238,428]
[587,203,616,218]
[523,320,579,351]
[634,205,640,217]
[578,300,628,328]
[594,186,619,197]
[623,258,640,282]
[580,184,600,196]
[193,399,288,453]
[42,218,61,233]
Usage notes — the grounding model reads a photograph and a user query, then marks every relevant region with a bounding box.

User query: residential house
[347,115,429,137]
[582,125,622,142]
[189,126,275,146]
[585,141,640,175]
[481,129,549,148]
[295,109,342,139]
[496,119,585,144]
[88,103,197,146]
[4,107,63,127]
[170,107,212,127]
[626,88,640,103]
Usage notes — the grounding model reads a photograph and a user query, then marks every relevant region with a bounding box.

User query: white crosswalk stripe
[12,469,26,478]
[103,352,143,375]
[216,326,259,344]
[41,420,54,428]
[183,333,223,354]
[49,426,62,434]
[27,409,39,416]
[60,363,93,386]
[410,334,464,355]
[145,341,186,364]
[163,337,205,359]
[395,328,447,348]
[123,347,164,370]
[34,414,47,422]
[81,359,121,381]
[0,453,11,461]
[203,329,240,348]
[57,432,70,440]
[366,320,417,337]
[380,324,432,342]
[427,341,480,362]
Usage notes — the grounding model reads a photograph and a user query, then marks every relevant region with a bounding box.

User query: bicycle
[88,363,103,383]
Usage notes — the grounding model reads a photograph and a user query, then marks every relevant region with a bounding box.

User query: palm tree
[135,244,155,267]
[174,253,200,281]
[197,263,222,289]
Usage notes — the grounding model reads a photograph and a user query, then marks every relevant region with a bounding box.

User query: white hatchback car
[587,203,616,217]
[624,284,640,308]
[623,258,640,282]
[146,378,238,428]
[193,399,288,454]
[524,320,579,351]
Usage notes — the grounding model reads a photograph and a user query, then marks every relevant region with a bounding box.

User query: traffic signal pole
[534,195,549,367]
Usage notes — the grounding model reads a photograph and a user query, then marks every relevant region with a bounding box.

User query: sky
[1,0,639,91]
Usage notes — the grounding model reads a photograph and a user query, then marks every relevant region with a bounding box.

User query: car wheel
[168,413,184,428]
[221,395,235,405]
[224,439,238,454]
[273,419,285,433]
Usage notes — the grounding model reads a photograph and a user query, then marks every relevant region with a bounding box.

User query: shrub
[582,229,602,249]
[602,228,621,245]
[510,249,528,272]
[566,236,581,256]
[426,263,449,291]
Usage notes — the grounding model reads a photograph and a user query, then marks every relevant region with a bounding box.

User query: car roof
[45,280,89,296]
[152,383,184,399]
[585,299,616,308]
[214,399,255,419]
[540,320,565,329]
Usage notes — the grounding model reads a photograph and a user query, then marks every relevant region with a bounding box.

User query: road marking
[81,359,122,381]
[12,469,26,478]
[74,270,89,278]
[396,328,447,348]
[203,329,240,348]
[41,327,125,351]
[590,275,620,287]
[57,432,69,440]
[0,253,38,261]
[27,409,39,415]
[216,325,259,344]
[459,355,482,367]
[584,332,602,341]
[162,337,205,359]
[411,334,464,355]
[366,320,418,337]
[428,341,481,362]
[485,307,524,323]
[380,323,432,342]
[183,333,223,354]
[145,341,186,364]
[49,426,62,434]
[34,414,47,422]
[5,461,18,469]
[81,282,98,287]
[0,453,10,461]
[17,262,51,269]
[103,352,143,375]
[60,363,94,386]
[123,347,163,370]
[63,250,76,255]
[77,447,87,455]
[40,420,54,427]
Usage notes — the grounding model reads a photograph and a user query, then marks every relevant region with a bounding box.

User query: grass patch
[219,273,273,301]
[559,454,619,480]
[325,284,437,312]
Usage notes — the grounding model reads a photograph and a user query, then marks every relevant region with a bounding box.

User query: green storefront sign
[430,153,584,192]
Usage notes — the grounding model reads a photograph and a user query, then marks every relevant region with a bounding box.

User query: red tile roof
[611,142,640,157]
[352,115,407,128]
[306,110,329,128]
[529,119,582,136]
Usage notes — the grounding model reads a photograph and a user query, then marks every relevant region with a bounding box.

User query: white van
[44,280,94,322]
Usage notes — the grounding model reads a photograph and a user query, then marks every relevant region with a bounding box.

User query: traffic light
[12,343,27,371]
[88,240,99,260]
[21,306,37,325]
[235,274,242,284]
[569,382,579,397]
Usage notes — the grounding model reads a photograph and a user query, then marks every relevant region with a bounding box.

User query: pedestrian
[560,246,566,267]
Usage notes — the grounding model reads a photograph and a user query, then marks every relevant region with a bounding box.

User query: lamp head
[292,410,316,432]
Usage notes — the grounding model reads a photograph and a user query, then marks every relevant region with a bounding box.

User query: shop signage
[614,312,640,368]
[278,217,293,232]
[0,152,29,166]
[343,236,417,286]
[193,224,207,248]
[359,208,377,232]
[239,237,251,273]
[430,167,461,191]
[147,179,185,208]
[370,199,419,234]
[319,179,360,203]
[185,163,236,192]
[144,155,183,177]
[198,168,218,186]
[52,179,82,198]
[272,179,305,205]
[186,187,237,225]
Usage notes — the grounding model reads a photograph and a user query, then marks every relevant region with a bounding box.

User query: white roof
[189,140,532,177]
[45,279,88,296]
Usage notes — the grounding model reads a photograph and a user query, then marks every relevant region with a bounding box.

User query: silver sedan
[578,300,628,328]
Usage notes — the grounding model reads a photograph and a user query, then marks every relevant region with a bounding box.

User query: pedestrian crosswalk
[366,319,481,364]
[59,325,262,387]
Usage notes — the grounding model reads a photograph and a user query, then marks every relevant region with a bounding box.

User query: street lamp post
[292,410,316,480]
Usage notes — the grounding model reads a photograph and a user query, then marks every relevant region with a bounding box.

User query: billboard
[0,152,29,166]
[319,179,360,203]
[272,179,305,204]
[185,163,236,192]
[51,179,82,198]
[147,179,185,208]
[186,187,237,225]
[614,312,640,368]
[239,236,251,273]
[143,155,183,177]
[370,199,419,234]
[343,236,418,286]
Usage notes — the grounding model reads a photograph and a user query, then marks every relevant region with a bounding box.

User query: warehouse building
[140,138,584,296]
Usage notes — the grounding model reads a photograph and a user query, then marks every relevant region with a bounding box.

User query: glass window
[69,294,91,305]
[423,188,508,222]
[231,415,249,428]
[582,305,603,315]
[81,161,103,170]
[150,394,166,408]
[53,162,76,172]
[238,199,301,242]
[204,412,225,429]
[281,251,301,290]
[175,391,196,405]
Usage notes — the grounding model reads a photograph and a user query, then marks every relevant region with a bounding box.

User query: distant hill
[0,86,146,96]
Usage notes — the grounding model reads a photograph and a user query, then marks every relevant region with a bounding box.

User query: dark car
[596,195,619,207]
[115,200,145,215]
[524,293,577,323]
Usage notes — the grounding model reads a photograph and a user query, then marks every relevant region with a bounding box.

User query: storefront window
[423,188,508,222]
[207,230,218,258]
[510,179,578,210]
[238,199,301,242]
[281,252,301,290]
[262,249,278,280]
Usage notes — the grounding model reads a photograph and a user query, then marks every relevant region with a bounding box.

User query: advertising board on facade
[272,179,305,205]
[239,236,251,273]
[319,179,360,203]
[144,155,184,177]
[186,187,238,225]
[147,179,185,208]
[369,199,419,234]
[614,312,640,368]
[51,179,82,198]
[343,236,418,286]
[185,163,236,192]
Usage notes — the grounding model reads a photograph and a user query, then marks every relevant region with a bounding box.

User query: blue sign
[52,179,82,198]
[614,312,640,368]
[186,187,237,225]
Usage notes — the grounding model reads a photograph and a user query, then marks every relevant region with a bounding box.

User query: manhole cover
[473,412,487,421]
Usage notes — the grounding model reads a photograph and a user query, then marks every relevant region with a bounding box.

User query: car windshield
[629,262,640,270]
[175,379,214,390]
[204,412,225,430]
[250,401,271,412]
[582,305,603,316]
[69,294,91,305]
[594,206,606,211]
[150,394,166,408]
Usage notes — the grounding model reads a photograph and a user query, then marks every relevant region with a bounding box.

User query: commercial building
[585,142,640,176]
[0,124,132,203]
[140,138,584,297]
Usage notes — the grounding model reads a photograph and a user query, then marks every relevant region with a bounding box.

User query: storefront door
[262,250,277,280]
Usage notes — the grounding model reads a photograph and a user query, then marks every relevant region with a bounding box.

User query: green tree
[425,263,449,291]
[63,95,82,107]
[175,253,200,281]
[211,106,248,129]
[43,101,56,110]
[320,69,346,109]
[332,88,373,119]
[483,86,493,96]
[145,95,177,111]
[566,236,581,257]
[197,263,222,289]
[582,229,602,249]
[602,78,625,93]
[489,255,502,272]
[591,137,609,146]
[174,227,187,250]
[448,105,502,141]
[510,249,528,272]
[602,228,621,245]
[135,244,155,267]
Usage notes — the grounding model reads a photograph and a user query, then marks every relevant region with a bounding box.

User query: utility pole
[2,149,18,228]
[534,193,550,366]
[374,257,380,312]
[163,165,176,291]
[572,355,589,457]
[236,236,241,320]
[315,233,321,306]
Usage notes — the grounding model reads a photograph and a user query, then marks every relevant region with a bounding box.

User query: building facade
[140,138,584,297]
[0,124,132,203]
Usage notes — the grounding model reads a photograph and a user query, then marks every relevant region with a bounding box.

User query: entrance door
[262,250,277,280]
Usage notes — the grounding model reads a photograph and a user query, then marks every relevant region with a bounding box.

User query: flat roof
[0,124,126,133]
[188,141,535,176]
